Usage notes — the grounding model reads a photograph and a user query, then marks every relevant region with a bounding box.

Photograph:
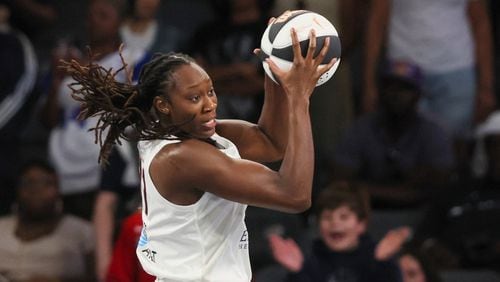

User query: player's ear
[154,96,170,115]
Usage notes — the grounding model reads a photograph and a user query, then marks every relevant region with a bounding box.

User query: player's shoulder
[155,138,222,165]
[151,138,229,185]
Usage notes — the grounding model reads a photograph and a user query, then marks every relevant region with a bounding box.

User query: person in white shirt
[40,0,145,222]
[0,160,94,282]
[363,0,496,174]
[120,0,182,55]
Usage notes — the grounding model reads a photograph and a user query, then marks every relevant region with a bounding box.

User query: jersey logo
[239,230,248,250]
[142,249,157,263]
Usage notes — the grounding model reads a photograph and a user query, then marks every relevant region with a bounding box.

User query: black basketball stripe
[268,10,311,43]
[272,35,341,64]
[256,49,270,62]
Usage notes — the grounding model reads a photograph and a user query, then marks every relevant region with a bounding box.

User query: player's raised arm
[216,11,340,163]
[166,28,337,213]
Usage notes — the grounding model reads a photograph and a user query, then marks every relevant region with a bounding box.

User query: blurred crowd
[0,0,500,281]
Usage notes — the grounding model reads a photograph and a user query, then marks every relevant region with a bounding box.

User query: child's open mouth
[329,231,346,241]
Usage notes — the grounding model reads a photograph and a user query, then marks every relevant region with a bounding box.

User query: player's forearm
[257,77,289,158]
[278,97,313,212]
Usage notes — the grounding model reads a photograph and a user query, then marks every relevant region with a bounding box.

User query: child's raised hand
[268,234,304,272]
[375,226,412,261]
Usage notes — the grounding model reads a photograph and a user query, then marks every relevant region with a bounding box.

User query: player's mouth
[201,119,216,130]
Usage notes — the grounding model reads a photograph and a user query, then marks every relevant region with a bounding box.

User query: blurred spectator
[120,0,183,55]
[106,209,154,282]
[398,245,443,282]
[2,0,56,39]
[491,0,500,102]
[1,0,58,72]
[364,0,496,173]
[0,159,94,281]
[412,111,500,271]
[268,182,405,282]
[0,4,39,215]
[38,0,145,220]
[187,0,273,122]
[338,0,371,116]
[245,206,307,275]
[332,61,454,209]
[94,143,140,281]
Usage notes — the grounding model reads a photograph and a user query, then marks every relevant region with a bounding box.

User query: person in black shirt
[269,182,405,282]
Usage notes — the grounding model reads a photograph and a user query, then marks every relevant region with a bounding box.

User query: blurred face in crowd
[399,254,427,282]
[87,0,121,45]
[319,205,366,252]
[0,5,10,24]
[17,166,59,220]
[380,78,420,119]
[134,0,160,20]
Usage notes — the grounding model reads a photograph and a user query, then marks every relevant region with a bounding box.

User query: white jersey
[136,134,252,282]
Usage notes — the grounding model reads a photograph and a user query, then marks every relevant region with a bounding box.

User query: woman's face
[399,254,427,282]
[17,167,59,219]
[318,205,366,252]
[87,0,121,44]
[161,63,218,139]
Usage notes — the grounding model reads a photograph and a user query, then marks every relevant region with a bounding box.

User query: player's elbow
[267,150,285,163]
[287,196,311,214]
[295,199,312,213]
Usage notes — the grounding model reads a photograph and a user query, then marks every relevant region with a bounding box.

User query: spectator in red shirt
[106,209,154,282]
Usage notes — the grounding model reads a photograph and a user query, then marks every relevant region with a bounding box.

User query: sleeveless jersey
[136,134,251,281]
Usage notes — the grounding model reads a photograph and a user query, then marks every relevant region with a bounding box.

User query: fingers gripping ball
[260,10,341,87]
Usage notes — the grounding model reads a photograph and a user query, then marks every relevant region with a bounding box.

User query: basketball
[260,10,341,87]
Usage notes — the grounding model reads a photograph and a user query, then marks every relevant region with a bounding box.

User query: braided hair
[61,48,196,164]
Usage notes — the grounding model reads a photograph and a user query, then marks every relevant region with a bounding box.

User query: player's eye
[208,88,216,96]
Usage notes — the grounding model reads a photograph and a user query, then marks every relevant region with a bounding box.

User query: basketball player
[63,28,336,281]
